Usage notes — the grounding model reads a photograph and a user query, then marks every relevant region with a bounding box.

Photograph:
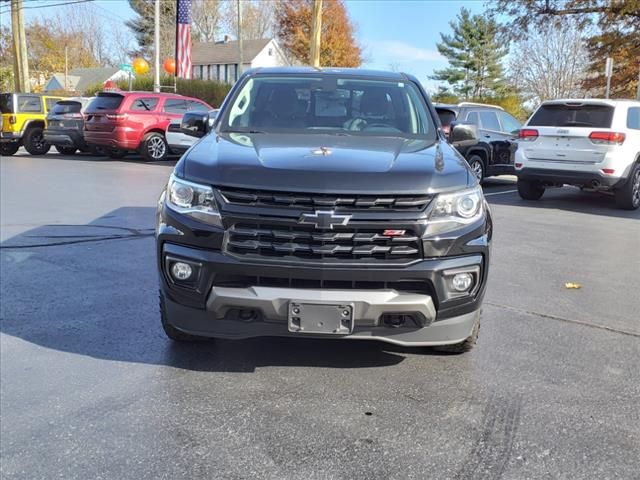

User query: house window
[216,64,221,81]
[268,48,273,56]
[224,64,228,83]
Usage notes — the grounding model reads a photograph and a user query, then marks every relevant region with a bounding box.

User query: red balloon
[163,58,176,75]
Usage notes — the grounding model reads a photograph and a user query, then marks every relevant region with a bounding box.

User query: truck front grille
[226,222,422,262]
[219,187,432,212]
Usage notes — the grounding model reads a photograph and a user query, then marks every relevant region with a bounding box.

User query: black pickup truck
[156,68,492,353]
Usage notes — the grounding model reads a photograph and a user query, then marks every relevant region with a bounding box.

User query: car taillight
[589,131,625,145]
[8,115,16,124]
[106,113,127,122]
[518,129,538,141]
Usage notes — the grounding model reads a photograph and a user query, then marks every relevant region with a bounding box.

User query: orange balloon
[132,58,149,75]
[163,58,176,75]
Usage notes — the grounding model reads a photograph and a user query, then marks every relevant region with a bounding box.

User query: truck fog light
[171,262,193,281]
[452,272,473,292]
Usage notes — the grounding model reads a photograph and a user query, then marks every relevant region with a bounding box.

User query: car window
[130,97,159,112]
[466,111,479,125]
[86,94,124,112]
[51,101,82,114]
[223,75,436,140]
[188,100,209,112]
[627,107,640,130]
[436,108,457,128]
[498,111,521,133]
[529,104,614,128]
[479,111,501,131]
[45,98,61,111]
[17,95,42,113]
[163,99,189,114]
[0,93,13,113]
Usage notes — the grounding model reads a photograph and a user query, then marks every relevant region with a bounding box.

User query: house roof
[68,67,121,92]
[192,38,272,65]
[46,73,81,91]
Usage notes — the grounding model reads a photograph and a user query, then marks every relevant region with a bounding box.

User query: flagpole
[153,0,160,92]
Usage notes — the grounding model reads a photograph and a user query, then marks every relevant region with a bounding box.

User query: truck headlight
[166,174,221,226]
[426,186,484,235]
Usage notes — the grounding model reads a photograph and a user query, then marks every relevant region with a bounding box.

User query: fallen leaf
[564,282,582,289]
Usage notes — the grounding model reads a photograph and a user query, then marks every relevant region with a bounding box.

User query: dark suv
[156,68,492,353]
[435,102,521,181]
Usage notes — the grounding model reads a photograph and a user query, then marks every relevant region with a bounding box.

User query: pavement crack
[485,301,640,338]
[0,224,155,249]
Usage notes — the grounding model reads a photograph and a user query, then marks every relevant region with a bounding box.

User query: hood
[180,132,471,195]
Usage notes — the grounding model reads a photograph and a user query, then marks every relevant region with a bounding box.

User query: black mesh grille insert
[219,187,432,212]
[213,274,433,296]
[226,222,421,262]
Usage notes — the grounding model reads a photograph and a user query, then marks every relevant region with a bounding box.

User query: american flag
[176,0,192,79]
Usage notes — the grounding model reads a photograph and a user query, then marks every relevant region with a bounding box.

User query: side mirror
[181,111,210,138]
[449,122,479,147]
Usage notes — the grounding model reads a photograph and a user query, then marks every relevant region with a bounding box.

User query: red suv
[84,91,212,161]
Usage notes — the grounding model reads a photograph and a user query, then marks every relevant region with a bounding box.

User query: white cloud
[371,40,444,63]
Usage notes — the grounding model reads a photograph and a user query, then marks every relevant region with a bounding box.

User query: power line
[0,0,94,16]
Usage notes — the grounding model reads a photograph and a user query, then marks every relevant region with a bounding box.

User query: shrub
[84,75,231,108]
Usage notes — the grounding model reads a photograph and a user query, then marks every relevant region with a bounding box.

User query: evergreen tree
[431,8,508,100]
[126,0,176,60]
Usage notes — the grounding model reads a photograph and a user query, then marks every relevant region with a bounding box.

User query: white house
[191,38,289,83]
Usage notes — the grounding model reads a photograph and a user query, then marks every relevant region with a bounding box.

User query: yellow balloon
[132,58,149,75]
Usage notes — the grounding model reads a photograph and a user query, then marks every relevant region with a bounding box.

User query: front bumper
[164,290,480,346]
[157,192,491,346]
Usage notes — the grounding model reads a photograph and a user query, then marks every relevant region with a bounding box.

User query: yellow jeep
[1,93,65,156]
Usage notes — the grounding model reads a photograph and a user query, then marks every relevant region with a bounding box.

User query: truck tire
[434,318,480,354]
[0,142,19,156]
[517,178,545,200]
[55,145,76,155]
[141,132,168,162]
[614,163,640,210]
[160,291,208,342]
[468,155,485,183]
[23,126,51,155]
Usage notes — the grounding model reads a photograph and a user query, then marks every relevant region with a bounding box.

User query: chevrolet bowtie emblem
[298,210,351,229]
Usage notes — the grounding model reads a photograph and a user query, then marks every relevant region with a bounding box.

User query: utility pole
[237,0,243,81]
[11,0,30,92]
[310,0,322,67]
[153,0,160,92]
[64,45,68,91]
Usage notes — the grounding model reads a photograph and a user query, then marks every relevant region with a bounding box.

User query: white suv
[515,99,640,209]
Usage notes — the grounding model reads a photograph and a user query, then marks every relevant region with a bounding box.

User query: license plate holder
[288,302,354,335]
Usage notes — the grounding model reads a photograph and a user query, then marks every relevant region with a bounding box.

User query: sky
[1,0,488,92]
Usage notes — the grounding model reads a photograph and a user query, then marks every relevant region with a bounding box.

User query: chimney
[224,34,230,43]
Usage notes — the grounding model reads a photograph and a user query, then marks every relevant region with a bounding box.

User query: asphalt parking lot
[1,151,639,480]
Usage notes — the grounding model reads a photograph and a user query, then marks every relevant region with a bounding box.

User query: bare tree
[192,0,223,43]
[223,0,275,41]
[509,19,589,103]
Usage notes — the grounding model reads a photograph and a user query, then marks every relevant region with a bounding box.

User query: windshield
[222,75,436,139]
[0,93,13,114]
